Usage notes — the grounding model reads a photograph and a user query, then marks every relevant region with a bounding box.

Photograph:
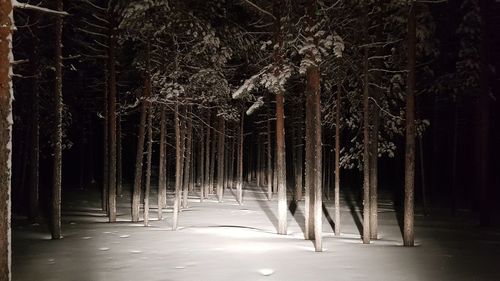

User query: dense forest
[1,0,499,280]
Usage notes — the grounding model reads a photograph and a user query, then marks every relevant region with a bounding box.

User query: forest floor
[12,183,500,281]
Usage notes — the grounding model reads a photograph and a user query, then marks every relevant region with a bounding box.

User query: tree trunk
[117,112,122,197]
[204,113,211,198]
[404,3,416,247]
[51,0,64,239]
[107,21,117,223]
[305,0,322,252]
[132,77,149,222]
[294,123,303,202]
[158,107,167,219]
[143,100,153,226]
[28,19,40,221]
[216,117,225,202]
[267,104,273,200]
[199,121,205,202]
[237,111,244,204]
[362,45,371,244]
[209,119,217,195]
[334,83,341,236]
[172,102,182,230]
[276,91,287,235]
[102,67,108,213]
[0,1,14,278]
[369,83,380,240]
[182,110,193,209]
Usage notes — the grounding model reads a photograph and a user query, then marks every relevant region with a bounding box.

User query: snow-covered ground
[12,184,500,281]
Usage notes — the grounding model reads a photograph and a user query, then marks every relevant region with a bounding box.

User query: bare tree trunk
[362,46,371,244]
[117,113,122,197]
[276,90,287,235]
[132,77,149,222]
[256,134,261,187]
[216,117,225,202]
[237,112,244,204]
[28,21,40,221]
[267,104,273,200]
[51,0,64,239]
[182,110,193,209]
[294,123,303,202]
[172,102,182,230]
[209,119,217,195]
[304,0,322,251]
[102,68,108,213]
[334,84,341,236]
[143,100,153,226]
[204,112,211,198]
[369,86,380,240]
[107,21,118,223]
[0,2,14,278]
[158,107,167,218]
[404,3,416,247]
[199,122,205,202]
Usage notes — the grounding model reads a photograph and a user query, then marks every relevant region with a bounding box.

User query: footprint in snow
[258,269,275,276]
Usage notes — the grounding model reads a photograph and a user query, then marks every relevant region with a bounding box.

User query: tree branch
[13,0,69,16]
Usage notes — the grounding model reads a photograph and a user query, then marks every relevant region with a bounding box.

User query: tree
[404,1,416,247]
[0,0,14,278]
[304,0,323,252]
[51,0,64,239]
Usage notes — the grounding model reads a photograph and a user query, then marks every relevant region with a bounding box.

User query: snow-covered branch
[13,0,69,16]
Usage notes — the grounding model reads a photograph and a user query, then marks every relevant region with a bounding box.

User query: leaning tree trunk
[0,1,14,278]
[107,21,118,223]
[404,2,416,247]
[132,77,149,222]
[51,0,64,239]
[158,107,167,219]
[143,100,153,226]
[216,117,225,202]
[334,82,341,236]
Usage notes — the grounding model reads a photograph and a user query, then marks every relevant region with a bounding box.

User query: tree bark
[158,107,167,219]
[294,122,303,202]
[102,67,108,213]
[28,18,40,221]
[304,0,322,252]
[404,2,416,247]
[216,117,225,202]
[204,112,211,198]
[334,85,341,236]
[362,44,371,245]
[132,77,149,222]
[237,111,244,204]
[172,102,182,230]
[51,0,64,239]
[0,1,14,278]
[199,120,205,202]
[182,109,193,209]
[107,20,117,223]
[143,99,153,226]
[267,103,273,200]
[117,112,122,197]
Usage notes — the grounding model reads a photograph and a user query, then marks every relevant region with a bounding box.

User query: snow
[12,184,500,281]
